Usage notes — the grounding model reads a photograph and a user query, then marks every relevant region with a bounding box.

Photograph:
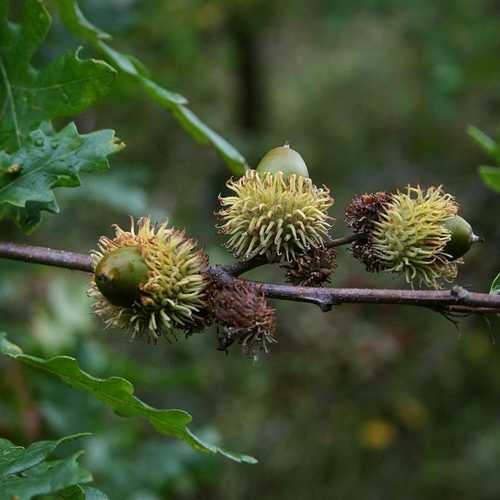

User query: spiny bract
[89,217,209,341]
[217,170,334,261]
[371,185,459,288]
[282,246,337,286]
[210,281,277,359]
[345,191,394,273]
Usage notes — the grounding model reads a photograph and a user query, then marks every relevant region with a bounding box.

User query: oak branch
[0,240,499,316]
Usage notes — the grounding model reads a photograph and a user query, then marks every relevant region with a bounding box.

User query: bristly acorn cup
[89,217,210,341]
[217,145,334,262]
[345,186,480,288]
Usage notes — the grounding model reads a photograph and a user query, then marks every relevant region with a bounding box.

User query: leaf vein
[0,57,21,148]
[13,74,111,92]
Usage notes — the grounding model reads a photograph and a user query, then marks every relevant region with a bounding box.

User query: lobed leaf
[50,484,109,499]
[0,122,124,231]
[80,486,110,500]
[0,433,89,479]
[0,333,257,464]
[0,434,95,500]
[0,0,116,151]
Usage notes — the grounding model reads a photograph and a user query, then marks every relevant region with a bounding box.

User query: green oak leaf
[53,484,109,499]
[490,273,500,295]
[479,165,500,194]
[0,333,257,464]
[0,0,116,151]
[0,454,91,500]
[55,0,248,175]
[80,486,110,500]
[468,126,500,162]
[0,433,89,479]
[0,435,94,500]
[0,122,124,231]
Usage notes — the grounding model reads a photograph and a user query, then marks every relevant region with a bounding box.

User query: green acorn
[95,247,149,307]
[345,186,477,288]
[89,217,210,341]
[217,151,334,262]
[256,144,309,178]
[442,215,480,259]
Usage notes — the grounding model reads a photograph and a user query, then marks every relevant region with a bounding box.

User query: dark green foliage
[0,0,116,151]
[0,123,122,231]
[0,434,108,499]
[0,333,256,464]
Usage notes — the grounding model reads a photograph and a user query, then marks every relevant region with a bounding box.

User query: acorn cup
[217,145,334,262]
[345,186,479,288]
[89,217,210,341]
[282,246,337,287]
[210,281,277,359]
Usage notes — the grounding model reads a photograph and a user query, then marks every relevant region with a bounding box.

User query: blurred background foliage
[2,0,500,498]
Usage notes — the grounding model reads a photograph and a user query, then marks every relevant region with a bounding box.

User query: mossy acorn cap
[217,170,334,262]
[346,186,465,288]
[89,217,209,341]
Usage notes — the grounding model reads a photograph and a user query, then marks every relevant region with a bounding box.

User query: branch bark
[0,241,92,272]
[1,241,499,315]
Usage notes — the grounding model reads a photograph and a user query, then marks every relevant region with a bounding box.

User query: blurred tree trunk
[227,15,266,133]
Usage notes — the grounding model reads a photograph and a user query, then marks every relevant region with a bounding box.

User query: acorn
[345,186,475,288]
[442,215,480,260]
[94,247,149,307]
[89,217,210,341]
[256,144,309,178]
[217,146,334,262]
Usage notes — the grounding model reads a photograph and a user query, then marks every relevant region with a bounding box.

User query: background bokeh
[2,1,500,498]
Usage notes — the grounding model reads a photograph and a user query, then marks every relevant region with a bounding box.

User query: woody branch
[0,240,499,315]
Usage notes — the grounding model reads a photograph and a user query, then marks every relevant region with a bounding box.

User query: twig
[0,241,92,272]
[221,234,362,276]
[250,281,500,314]
[1,241,500,315]
[220,255,269,277]
[326,233,365,248]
